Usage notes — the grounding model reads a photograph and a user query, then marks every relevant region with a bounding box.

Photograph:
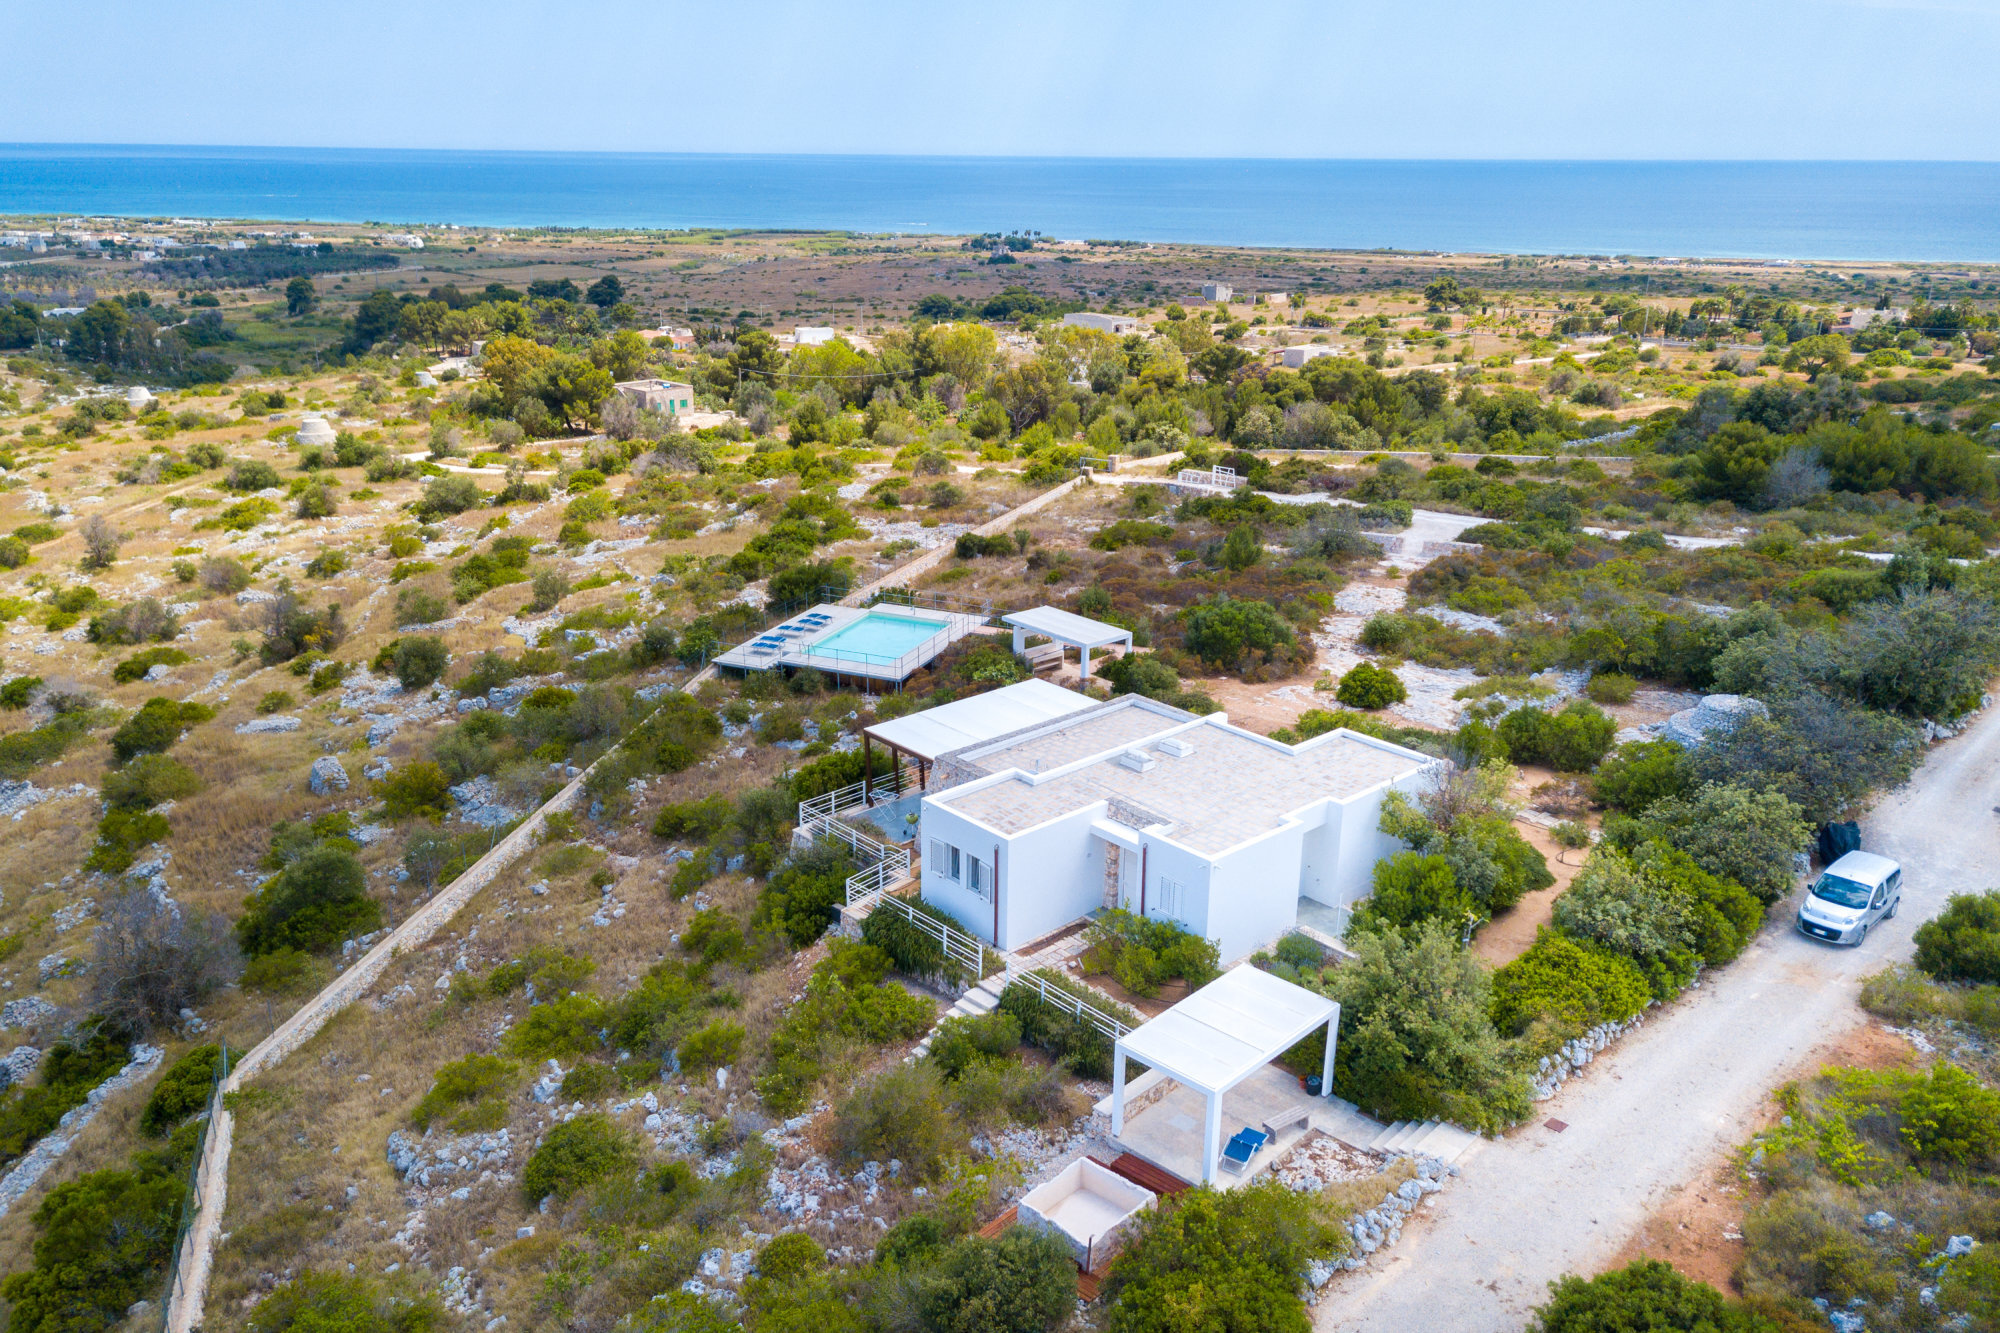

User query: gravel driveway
[1319,703,2000,1332]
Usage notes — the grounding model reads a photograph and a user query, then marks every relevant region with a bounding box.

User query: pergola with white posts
[1001,606,1134,681]
[1110,964,1339,1184]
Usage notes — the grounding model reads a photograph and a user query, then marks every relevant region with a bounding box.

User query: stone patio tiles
[939,727,1421,855]
[954,699,1185,777]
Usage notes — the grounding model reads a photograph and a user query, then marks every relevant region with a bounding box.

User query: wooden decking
[1097,1152,1191,1197]
[976,1205,1019,1239]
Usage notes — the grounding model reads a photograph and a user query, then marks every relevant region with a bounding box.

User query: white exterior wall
[998,805,1106,950]
[1197,821,1308,964]
[1325,766,1434,911]
[920,792,1106,950]
[918,799,1007,945]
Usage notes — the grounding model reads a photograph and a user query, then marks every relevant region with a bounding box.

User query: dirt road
[1320,704,2000,1332]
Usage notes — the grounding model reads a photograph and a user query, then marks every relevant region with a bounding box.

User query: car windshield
[1812,874,1875,909]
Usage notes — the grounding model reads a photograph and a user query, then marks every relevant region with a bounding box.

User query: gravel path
[1319,700,2000,1332]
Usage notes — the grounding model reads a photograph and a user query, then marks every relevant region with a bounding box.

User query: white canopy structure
[1002,606,1134,680]
[862,678,1093,788]
[1111,965,1339,1183]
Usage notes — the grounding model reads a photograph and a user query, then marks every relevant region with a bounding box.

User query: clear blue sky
[8,0,2000,158]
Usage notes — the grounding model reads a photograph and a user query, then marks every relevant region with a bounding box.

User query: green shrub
[236,845,380,956]
[862,895,987,987]
[1915,890,2000,984]
[1587,740,1687,814]
[379,760,451,822]
[1336,662,1407,710]
[1327,921,1527,1131]
[1550,849,1699,998]
[760,840,857,947]
[502,993,608,1059]
[83,807,172,874]
[756,946,934,1115]
[0,1121,200,1333]
[1496,700,1616,772]
[0,675,41,709]
[257,689,294,714]
[521,1112,634,1204]
[1898,1061,2000,1166]
[1490,931,1651,1038]
[927,1011,1023,1080]
[392,635,449,689]
[241,947,327,996]
[485,945,595,998]
[139,1043,222,1136]
[997,967,1138,1081]
[102,753,201,811]
[1620,783,1810,905]
[1104,1179,1338,1333]
[0,1024,132,1171]
[1529,1259,1776,1333]
[1079,909,1220,997]
[111,646,191,684]
[412,1055,517,1132]
[1583,672,1638,705]
[1182,595,1297,673]
[245,1269,442,1333]
[109,697,214,762]
[677,1019,746,1072]
[831,1062,966,1182]
[1355,851,1475,932]
[911,1228,1079,1333]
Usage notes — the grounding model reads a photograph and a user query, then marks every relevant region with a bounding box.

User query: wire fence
[160,1042,231,1331]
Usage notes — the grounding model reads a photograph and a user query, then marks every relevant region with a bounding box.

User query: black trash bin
[1816,821,1861,865]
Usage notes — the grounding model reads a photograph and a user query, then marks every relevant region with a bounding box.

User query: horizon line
[4,142,2000,166]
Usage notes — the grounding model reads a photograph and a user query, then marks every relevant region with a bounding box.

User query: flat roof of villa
[938,717,1431,855]
[948,696,1191,778]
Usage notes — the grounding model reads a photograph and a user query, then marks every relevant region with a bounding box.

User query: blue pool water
[809,612,951,665]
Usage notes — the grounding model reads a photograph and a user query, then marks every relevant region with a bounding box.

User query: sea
[2,146,1998,262]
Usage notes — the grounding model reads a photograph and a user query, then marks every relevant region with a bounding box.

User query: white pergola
[1110,964,1339,1184]
[1002,606,1134,681]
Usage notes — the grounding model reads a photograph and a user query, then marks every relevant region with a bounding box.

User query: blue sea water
[1,145,1997,261]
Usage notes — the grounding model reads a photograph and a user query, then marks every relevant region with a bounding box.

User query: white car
[1796,850,1902,946]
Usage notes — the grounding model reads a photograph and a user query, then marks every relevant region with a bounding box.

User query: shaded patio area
[1108,964,1340,1184]
[1112,1064,1319,1189]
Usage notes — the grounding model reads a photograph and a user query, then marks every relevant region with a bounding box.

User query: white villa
[916,693,1434,963]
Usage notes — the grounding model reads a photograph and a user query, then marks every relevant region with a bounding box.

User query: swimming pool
[807,611,953,665]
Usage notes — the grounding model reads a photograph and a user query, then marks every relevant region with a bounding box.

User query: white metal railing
[1009,968,1130,1039]
[796,804,912,908]
[796,770,905,827]
[800,616,971,679]
[873,894,989,979]
[1174,465,1245,491]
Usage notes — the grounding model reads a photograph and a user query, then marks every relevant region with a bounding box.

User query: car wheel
[1854,923,1869,947]
[1886,898,1898,920]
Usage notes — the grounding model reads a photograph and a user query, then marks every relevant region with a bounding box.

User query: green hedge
[998,968,1139,1081]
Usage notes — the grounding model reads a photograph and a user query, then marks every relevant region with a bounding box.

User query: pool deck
[712,602,989,683]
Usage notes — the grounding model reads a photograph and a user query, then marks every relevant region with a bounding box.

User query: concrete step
[1406,1122,1459,1157]
[1366,1120,1412,1152]
[955,989,999,1016]
[1379,1120,1435,1154]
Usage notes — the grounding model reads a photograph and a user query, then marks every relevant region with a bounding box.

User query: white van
[1796,850,1902,946]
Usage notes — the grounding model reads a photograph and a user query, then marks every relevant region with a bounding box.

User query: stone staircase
[1365,1117,1481,1164]
[910,971,1011,1061]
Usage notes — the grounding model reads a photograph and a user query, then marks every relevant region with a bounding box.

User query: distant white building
[1280,345,1338,369]
[1201,282,1232,303]
[1834,307,1906,334]
[381,233,425,249]
[1263,292,1290,307]
[791,326,835,347]
[1061,311,1142,336]
[614,379,695,414]
[642,325,697,350]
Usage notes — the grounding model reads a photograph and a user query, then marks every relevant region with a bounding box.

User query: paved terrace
[938,722,1426,854]
[931,696,1189,787]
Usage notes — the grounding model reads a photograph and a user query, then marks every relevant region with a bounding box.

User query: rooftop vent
[1156,737,1195,758]
[1118,749,1156,773]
